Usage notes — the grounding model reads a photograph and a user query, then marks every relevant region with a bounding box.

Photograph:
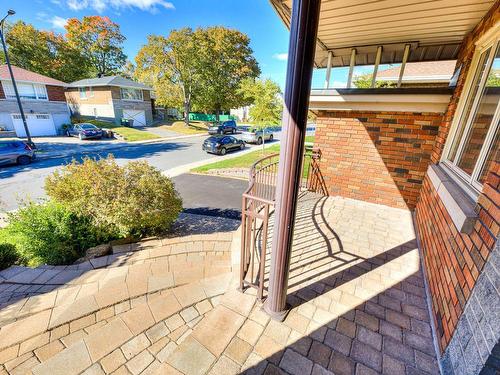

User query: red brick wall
[0,82,5,99]
[416,162,499,352]
[314,110,443,209]
[47,85,66,102]
[415,4,500,354]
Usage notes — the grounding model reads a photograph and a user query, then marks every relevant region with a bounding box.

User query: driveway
[172,173,247,220]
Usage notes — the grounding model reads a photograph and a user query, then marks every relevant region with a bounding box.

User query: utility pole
[0,10,35,148]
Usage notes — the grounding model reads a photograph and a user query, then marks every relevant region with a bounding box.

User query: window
[79,87,93,99]
[120,88,143,101]
[2,82,48,100]
[442,32,500,196]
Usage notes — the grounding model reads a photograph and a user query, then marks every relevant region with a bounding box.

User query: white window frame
[79,87,93,100]
[2,81,48,101]
[120,87,143,102]
[441,23,500,199]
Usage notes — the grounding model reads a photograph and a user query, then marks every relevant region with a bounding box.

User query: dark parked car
[66,123,103,140]
[208,120,238,135]
[0,141,36,166]
[202,135,245,155]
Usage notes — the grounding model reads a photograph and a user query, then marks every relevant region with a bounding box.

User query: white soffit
[270,0,496,68]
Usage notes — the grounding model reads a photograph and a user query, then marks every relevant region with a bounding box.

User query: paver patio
[0,193,439,374]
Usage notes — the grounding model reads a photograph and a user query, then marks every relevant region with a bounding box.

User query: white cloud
[65,0,174,13]
[273,53,288,61]
[50,16,69,29]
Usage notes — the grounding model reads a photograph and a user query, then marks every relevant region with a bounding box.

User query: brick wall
[314,110,443,209]
[0,82,4,99]
[415,161,498,352]
[46,85,66,102]
[414,3,500,356]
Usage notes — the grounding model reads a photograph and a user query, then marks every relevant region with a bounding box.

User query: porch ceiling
[270,0,496,68]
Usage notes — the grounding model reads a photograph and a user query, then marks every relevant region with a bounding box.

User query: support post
[346,48,356,88]
[263,0,321,321]
[324,51,333,89]
[371,46,382,88]
[0,21,34,148]
[397,44,410,88]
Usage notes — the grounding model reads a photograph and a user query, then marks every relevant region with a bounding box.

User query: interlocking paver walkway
[0,193,440,374]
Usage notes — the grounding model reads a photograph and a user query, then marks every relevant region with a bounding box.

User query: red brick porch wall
[415,3,500,353]
[415,163,499,352]
[314,111,443,209]
[47,85,67,102]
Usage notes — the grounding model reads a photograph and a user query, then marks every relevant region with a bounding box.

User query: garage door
[123,110,146,127]
[12,113,56,137]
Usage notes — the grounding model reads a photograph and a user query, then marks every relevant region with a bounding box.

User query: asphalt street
[0,134,263,212]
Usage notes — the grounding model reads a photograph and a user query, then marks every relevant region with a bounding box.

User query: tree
[1,21,88,82]
[65,16,126,77]
[195,27,260,121]
[121,61,136,80]
[353,73,395,88]
[135,30,200,127]
[239,78,282,125]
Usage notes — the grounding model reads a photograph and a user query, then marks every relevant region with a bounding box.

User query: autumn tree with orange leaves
[1,21,87,83]
[65,16,126,77]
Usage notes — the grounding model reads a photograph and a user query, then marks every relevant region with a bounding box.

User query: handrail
[239,148,323,300]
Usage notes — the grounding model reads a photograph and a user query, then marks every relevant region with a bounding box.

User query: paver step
[162,288,258,375]
[0,272,234,375]
[0,232,233,286]
[0,253,232,327]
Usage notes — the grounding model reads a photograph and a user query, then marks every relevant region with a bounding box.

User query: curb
[162,140,280,178]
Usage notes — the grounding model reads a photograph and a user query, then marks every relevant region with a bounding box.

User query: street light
[0,9,35,148]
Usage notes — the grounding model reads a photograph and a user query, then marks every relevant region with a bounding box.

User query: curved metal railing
[239,148,324,300]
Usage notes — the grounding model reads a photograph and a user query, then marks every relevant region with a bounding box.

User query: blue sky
[7,0,383,89]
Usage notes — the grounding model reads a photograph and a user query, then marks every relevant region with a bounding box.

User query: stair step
[1,273,233,375]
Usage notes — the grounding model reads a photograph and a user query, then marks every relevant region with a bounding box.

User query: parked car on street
[0,140,36,166]
[66,123,103,140]
[208,120,238,135]
[241,127,274,144]
[202,135,245,155]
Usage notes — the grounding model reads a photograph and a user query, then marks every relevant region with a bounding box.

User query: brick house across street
[0,65,71,137]
[65,76,154,127]
[375,60,457,88]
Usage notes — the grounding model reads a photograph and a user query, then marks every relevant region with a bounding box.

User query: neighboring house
[376,60,457,87]
[65,76,154,127]
[230,106,250,122]
[0,65,70,137]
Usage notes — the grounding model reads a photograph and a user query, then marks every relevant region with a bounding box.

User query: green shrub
[45,156,183,238]
[0,243,19,270]
[5,201,109,266]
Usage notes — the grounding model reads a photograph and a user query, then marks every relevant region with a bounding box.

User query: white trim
[397,44,411,88]
[371,46,382,88]
[324,51,333,89]
[441,23,500,195]
[309,92,451,113]
[346,49,356,89]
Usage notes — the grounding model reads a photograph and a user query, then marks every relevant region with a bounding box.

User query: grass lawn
[158,121,209,135]
[192,135,315,173]
[87,120,160,142]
